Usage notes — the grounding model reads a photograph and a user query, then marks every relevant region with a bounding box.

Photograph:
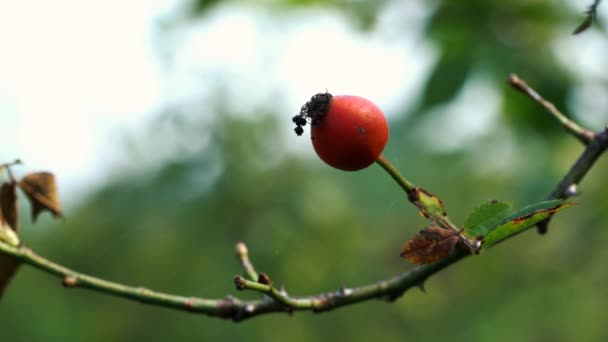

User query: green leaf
[414,53,473,115]
[463,201,512,238]
[414,188,446,221]
[482,200,572,249]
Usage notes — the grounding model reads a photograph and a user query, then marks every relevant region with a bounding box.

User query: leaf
[463,200,512,238]
[18,172,63,221]
[0,220,20,300]
[412,188,446,221]
[0,254,20,300]
[482,200,573,249]
[573,16,593,34]
[414,53,473,115]
[0,181,19,231]
[401,226,459,265]
[0,182,20,246]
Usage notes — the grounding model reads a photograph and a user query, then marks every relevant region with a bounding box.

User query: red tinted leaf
[401,226,459,265]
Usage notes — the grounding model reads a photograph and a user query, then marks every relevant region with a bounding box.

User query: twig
[0,240,465,321]
[1,72,607,321]
[573,0,603,34]
[509,74,608,233]
[235,242,258,281]
[375,155,416,195]
[0,116,605,318]
[508,74,595,145]
[537,128,608,233]
[375,156,480,253]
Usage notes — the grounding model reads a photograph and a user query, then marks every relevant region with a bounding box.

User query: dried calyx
[292,92,333,136]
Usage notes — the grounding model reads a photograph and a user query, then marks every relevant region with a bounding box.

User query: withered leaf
[0,219,20,300]
[0,254,20,300]
[18,172,63,221]
[401,226,459,265]
[0,181,19,232]
[411,188,446,221]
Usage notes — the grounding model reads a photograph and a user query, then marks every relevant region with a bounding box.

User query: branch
[573,0,603,34]
[509,73,608,233]
[508,74,595,144]
[0,73,606,321]
[0,238,466,321]
[235,242,258,281]
[537,128,608,233]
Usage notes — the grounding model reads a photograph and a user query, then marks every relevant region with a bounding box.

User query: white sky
[0,0,434,204]
[0,0,606,205]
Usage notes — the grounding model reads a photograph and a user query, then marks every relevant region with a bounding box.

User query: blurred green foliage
[2,0,608,341]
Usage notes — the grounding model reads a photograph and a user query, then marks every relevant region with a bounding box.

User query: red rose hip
[293,93,389,171]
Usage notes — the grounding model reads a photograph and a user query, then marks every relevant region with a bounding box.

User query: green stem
[537,128,608,233]
[509,74,595,144]
[375,155,480,253]
[375,155,416,194]
[235,242,258,281]
[0,239,466,320]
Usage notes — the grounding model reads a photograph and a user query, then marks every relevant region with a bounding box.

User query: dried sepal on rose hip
[293,92,389,171]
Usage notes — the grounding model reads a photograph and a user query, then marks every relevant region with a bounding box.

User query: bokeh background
[2,0,608,341]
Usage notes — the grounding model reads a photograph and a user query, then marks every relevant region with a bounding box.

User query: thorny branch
[0,74,607,321]
[0,239,467,322]
[509,73,608,234]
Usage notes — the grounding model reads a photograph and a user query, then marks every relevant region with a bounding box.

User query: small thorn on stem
[565,184,579,197]
[458,234,481,255]
[62,275,78,287]
[340,287,353,296]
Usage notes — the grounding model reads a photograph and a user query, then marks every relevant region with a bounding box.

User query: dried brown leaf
[0,254,20,300]
[0,181,19,231]
[400,226,459,265]
[0,219,20,300]
[19,172,63,221]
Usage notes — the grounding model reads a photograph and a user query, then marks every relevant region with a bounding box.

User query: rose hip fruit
[292,93,389,171]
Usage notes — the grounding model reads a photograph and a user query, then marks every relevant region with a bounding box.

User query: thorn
[473,240,482,254]
[340,287,353,296]
[537,221,549,235]
[565,184,578,197]
[62,275,78,287]
[416,282,426,293]
[279,284,288,296]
